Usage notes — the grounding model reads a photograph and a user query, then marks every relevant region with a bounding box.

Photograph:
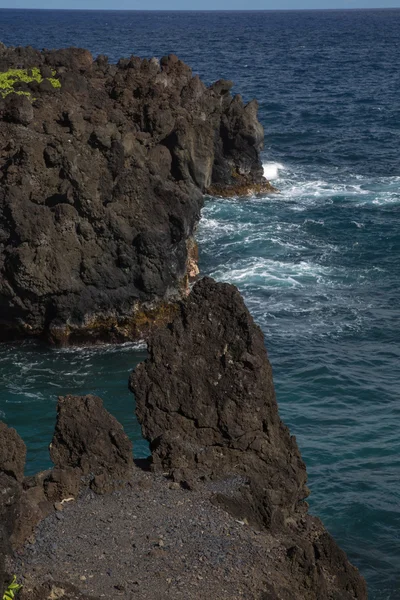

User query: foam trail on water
[263,162,284,180]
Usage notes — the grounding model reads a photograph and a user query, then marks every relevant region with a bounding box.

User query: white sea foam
[199,218,239,234]
[55,340,147,354]
[263,236,307,251]
[303,218,325,226]
[209,257,337,289]
[275,170,400,207]
[263,162,285,180]
[280,181,370,204]
[199,164,395,346]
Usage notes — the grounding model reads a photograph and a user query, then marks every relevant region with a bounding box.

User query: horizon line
[1,7,399,11]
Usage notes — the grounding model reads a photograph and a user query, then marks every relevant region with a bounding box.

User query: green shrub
[2,576,22,600]
[0,67,61,98]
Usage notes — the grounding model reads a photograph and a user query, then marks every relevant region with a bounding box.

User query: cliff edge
[0,44,271,345]
[1,279,367,600]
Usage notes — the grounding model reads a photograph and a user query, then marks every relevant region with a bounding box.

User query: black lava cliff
[131,277,368,600]
[0,44,271,345]
[0,279,367,599]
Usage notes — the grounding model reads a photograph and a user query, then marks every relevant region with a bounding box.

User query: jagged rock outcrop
[0,423,25,596]
[50,394,133,494]
[0,45,272,345]
[0,473,21,598]
[131,276,309,530]
[1,360,367,599]
[130,277,367,599]
[0,421,26,482]
[0,394,134,571]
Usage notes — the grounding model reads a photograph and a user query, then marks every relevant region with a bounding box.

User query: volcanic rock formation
[0,423,24,598]
[130,277,367,599]
[131,277,309,530]
[0,330,368,599]
[0,394,134,596]
[0,421,26,482]
[0,44,271,345]
[50,394,133,495]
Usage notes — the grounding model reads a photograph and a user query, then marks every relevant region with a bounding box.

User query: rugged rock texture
[130,277,367,599]
[0,404,131,596]
[0,473,21,598]
[19,581,99,600]
[10,465,368,600]
[1,367,367,599]
[131,277,308,530]
[0,44,272,344]
[50,394,133,494]
[0,423,25,595]
[0,420,26,482]
[0,394,134,567]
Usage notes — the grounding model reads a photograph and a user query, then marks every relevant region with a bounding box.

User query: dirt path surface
[10,468,285,600]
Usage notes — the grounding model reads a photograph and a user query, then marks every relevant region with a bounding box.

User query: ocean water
[0,9,399,599]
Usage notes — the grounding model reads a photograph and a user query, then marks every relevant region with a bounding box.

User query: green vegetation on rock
[2,576,22,600]
[0,67,61,98]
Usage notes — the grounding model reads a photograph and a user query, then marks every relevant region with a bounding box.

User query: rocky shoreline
[1,279,367,599]
[0,45,367,599]
[0,44,272,346]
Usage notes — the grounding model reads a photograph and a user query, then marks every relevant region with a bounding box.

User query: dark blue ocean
[0,9,399,598]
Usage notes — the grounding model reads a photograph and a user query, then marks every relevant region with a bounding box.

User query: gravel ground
[10,467,288,600]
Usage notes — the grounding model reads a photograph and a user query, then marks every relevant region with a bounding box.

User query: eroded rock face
[130,277,368,598]
[0,45,272,344]
[0,473,21,597]
[131,277,308,529]
[50,395,133,494]
[0,395,135,559]
[0,422,25,595]
[0,421,26,482]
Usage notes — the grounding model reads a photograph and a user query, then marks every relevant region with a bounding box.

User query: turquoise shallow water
[0,342,149,469]
[0,8,400,599]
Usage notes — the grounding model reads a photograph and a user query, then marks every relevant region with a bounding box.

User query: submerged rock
[0,45,272,345]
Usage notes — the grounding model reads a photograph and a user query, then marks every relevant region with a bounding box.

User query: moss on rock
[0,67,61,98]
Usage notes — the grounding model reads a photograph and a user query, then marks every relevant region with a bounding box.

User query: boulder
[50,395,133,494]
[4,94,34,125]
[42,466,81,503]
